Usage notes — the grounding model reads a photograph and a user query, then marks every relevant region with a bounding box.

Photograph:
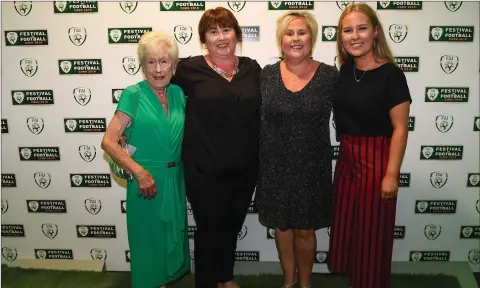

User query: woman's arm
[385,101,410,178]
[101,111,145,178]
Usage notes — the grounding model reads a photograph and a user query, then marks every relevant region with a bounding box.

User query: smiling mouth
[291,45,303,49]
[153,76,165,80]
[217,43,228,48]
[351,43,363,48]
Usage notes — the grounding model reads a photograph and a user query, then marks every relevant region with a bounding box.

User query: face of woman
[144,47,174,90]
[341,11,378,58]
[205,25,238,58]
[281,18,312,60]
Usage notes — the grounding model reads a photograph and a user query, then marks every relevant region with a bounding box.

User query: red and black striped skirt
[329,135,397,288]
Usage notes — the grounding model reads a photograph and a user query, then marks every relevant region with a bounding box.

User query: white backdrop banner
[1,1,479,273]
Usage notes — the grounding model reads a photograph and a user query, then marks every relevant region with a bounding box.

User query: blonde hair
[336,3,395,67]
[137,31,179,77]
[276,11,318,57]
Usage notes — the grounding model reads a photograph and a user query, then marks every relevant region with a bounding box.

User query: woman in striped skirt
[328,3,412,288]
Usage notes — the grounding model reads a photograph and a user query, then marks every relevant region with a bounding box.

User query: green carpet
[1,266,462,288]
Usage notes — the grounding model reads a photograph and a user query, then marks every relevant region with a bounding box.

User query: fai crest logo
[113,89,123,103]
[2,247,18,262]
[65,119,77,132]
[337,1,353,11]
[68,27,87,46]
[77,225,89,237]
[55,1,67,12]
[85,198,102,215]
[430,171,448,188]
[2,200,9,214]
[316,252,327,263]
[468,249,480,265]
[122,56,140,75]
[174,25,193,45]
[79,145,96,162]
[28,200,39,212]
[120,1,138,13]
[430,27,443,41]
[13,91,25,104]
[60,60,72,74]
[109,29,122,43]
[477,199,480,214]
[20,148,32,160]
[122,201,127,213]
[445,1,462,12]
[91,248,107,260]
[7,32,19,45]
[270,1,281,9]
[468,174,480,187]
[73,87,92,106]
[424,224,441,240]
[14,1,32,16]
[20,58,38,77]
[389,24,408,43]
[27,117,44,135]
[435,115,454,133]
[421,146,434,159]
[237,225,247,240]
[71,175,83,186]
[161,1,174,10]
[228,1,246,12]
[267,228,276,238]
[378,1,390,8]
[34,172,51,189]
[186,201,193,215]
[36,250,47,259]
[426,88,439,101]
[461,227,473,238]
[1,199,9,214]
[440,55,459,74]
[411,252,422,261]
[323,27,337,41]
[42,223,58,239]
[334,56,340,70]
[416,201,428,213]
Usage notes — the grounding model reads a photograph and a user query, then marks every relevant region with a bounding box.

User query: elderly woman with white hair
[101,31,190,288]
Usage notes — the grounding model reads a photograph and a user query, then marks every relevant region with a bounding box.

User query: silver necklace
[212,57,239,77]
[353,62,373,82]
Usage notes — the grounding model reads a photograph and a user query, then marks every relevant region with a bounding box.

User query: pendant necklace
[353,62,373,82]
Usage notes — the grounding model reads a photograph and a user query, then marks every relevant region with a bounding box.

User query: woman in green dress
[101,31,190,288]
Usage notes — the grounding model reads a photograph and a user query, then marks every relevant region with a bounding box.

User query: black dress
[171,55,261,288]
[256,61,338,231]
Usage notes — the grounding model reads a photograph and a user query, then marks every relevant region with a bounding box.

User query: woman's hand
[381,174,398,200]
[135,168,157,199]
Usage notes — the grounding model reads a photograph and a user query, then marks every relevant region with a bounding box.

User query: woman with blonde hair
[102,31,190,288]
[256,11,337,288]
[328,3,411,288]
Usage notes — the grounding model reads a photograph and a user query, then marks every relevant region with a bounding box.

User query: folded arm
[101,111,144,178]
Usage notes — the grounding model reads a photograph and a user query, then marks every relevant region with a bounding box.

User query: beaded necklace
[212,57,239,77]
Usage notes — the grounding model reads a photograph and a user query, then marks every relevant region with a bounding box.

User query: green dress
[116,80,190,287]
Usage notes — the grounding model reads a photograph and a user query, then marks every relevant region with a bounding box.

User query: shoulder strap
[126,84,141,142]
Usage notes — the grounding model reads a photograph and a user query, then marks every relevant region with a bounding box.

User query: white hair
[137,31,179,77]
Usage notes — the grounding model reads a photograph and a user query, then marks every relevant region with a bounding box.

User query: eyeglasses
[146,59,172,70]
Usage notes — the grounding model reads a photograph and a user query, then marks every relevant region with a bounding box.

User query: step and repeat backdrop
[1,1,479,272]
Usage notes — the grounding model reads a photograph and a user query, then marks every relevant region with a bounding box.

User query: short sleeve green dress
[115,80,190,287]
